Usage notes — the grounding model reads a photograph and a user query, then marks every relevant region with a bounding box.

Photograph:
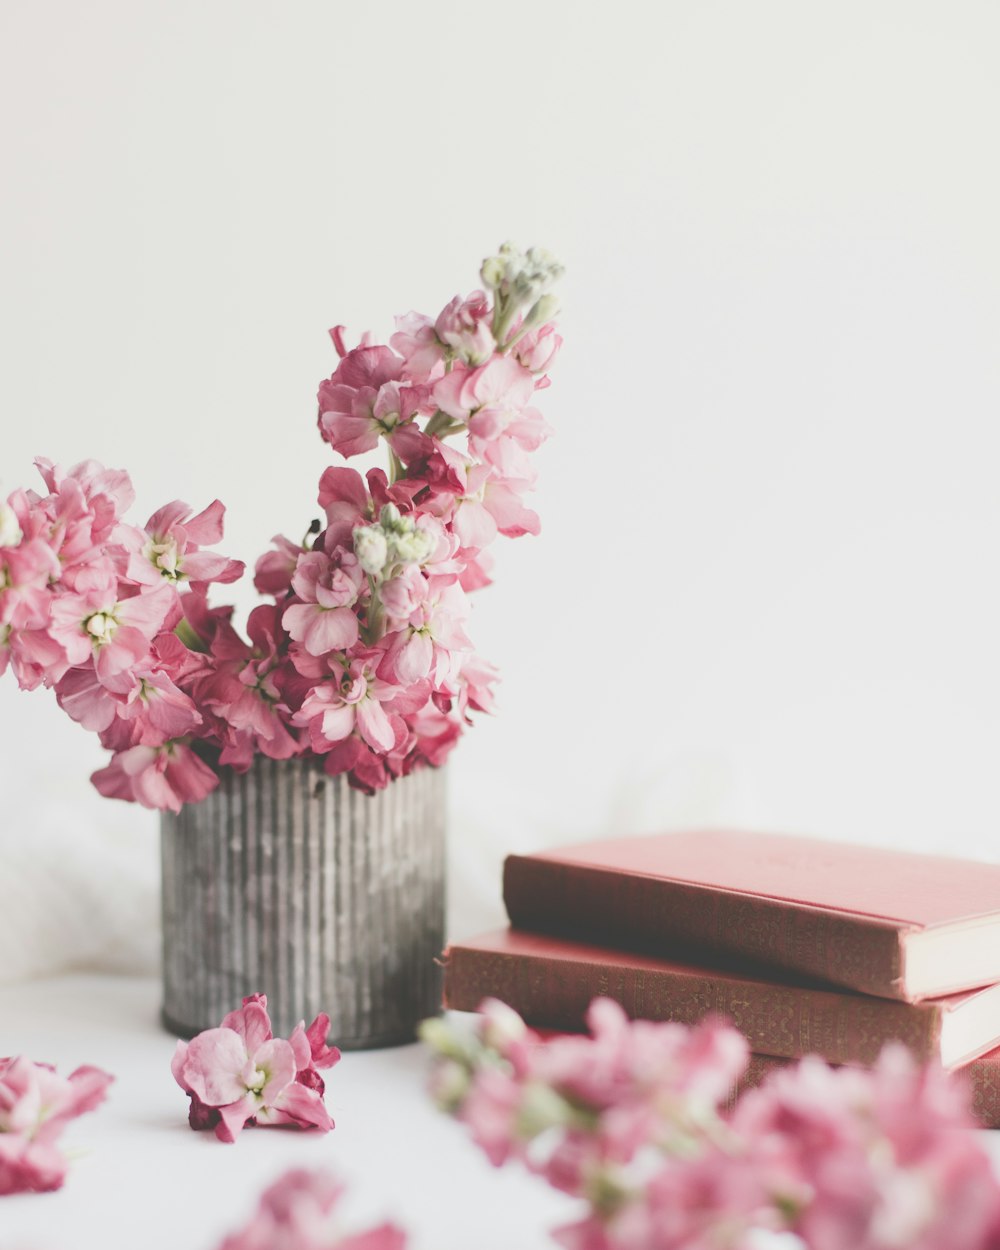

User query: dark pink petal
[318,413,381,458]
[305,1015,341,1070]
[318,467,370,515]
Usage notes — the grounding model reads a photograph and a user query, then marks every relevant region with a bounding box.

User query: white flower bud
[480,256,506,289]
[387,526,435,566]
[85,611,118,642]
[353,525,389,576]
[524,293,560,329]
[480,1000,529,1053]
[428,1058,472,1112]
[0,503,22,549]
[515,1082,574,1138]
[379,503,402,530]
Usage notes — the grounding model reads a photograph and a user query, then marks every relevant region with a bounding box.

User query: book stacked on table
[442,830,1000,1127]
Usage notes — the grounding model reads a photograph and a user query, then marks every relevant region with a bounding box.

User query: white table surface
[3,976,999,1250]
[0,975,571,1250]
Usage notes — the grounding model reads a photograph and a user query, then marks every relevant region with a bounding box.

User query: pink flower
[282,551,363,656]
[731,1046,1000,1250]
[171,994,338,1143]
[451,465,540,548]
[47,576,174,683]
[33,457,135,545]
[378,578,471,686]
[91,740,218,812]
[293,656,409,755]
[1,244,563,801]
[390,311,446,383]
[56,660,201,742]
[0,1056,113,1195]
[124,499,244,589]
[434,291,495,365]
[254,535,306,598]
[317,345,413,458]
[513,321,562,376]
[216,1168,406,1250]
[432,355,535,437]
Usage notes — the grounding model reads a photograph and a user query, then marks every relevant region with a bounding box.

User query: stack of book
[443,830,1000,1128]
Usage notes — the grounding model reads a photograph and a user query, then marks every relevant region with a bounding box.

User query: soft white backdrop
[2,1,999,982]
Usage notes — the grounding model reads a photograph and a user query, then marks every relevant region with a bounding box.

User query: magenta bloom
[171,993,339,1143]
[217,1168,407,1250]
[0,1057,113,1195]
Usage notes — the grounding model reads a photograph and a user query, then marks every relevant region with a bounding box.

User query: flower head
[171,993,339,1143]
[0,1056,113,1195]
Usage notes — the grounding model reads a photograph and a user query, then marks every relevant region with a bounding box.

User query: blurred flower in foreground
[0,1056,113,1194]
[217,1168,407,1250]
[424,998,1000,1250]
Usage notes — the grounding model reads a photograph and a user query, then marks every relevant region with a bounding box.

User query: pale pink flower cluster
[171,993,340,1143]
[216,1168,406,1250]
[424,999,1000,1250]
[0,243,561,804]
[0,1056,113,1194]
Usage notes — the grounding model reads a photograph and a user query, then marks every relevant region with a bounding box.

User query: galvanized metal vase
[160,756,446,1048]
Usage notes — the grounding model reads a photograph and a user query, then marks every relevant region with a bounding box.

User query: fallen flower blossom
[171,993,339,1142]
[217,1167,407,1250]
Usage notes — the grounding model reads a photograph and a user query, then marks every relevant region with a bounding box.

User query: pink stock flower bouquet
[423,999,1000,1250]
[0,242,562,810]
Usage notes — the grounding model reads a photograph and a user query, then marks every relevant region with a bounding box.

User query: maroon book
[503,830,1000,1002]
[443,928,1000,1069]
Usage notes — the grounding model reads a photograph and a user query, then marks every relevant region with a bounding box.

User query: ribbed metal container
[160,757,446,1048]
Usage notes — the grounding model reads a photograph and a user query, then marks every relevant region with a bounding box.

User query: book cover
[503,830,1000,1001]
[443,927,1000,1069]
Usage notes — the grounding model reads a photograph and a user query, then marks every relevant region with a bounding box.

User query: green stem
[424,410,464,440]
[362,574,385,645]
[175,617,207,653]
[388,446,405,485]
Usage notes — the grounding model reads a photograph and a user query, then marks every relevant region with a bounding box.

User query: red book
[731,1049,1000,1130]
[443,928,1000,1069]
[503,830,1000,1002]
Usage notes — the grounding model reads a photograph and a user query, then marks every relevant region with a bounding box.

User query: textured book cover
[444,928,1000,1069]
[503,830,1000,1001]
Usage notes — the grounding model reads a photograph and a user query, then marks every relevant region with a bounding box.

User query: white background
[2,1,1000,983]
